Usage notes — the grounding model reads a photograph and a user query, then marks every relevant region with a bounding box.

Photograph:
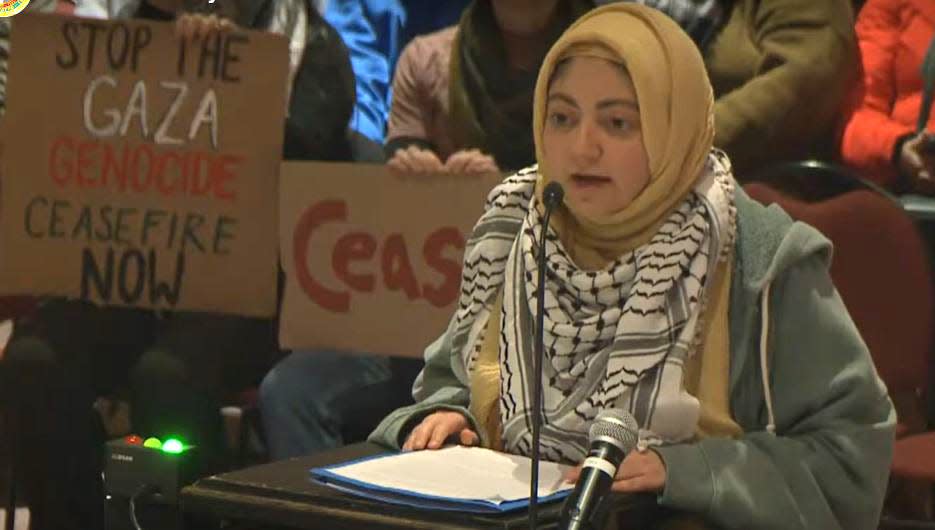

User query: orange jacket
[840,0,935,189]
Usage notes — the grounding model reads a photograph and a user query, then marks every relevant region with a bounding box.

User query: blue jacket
[323,0,469,143]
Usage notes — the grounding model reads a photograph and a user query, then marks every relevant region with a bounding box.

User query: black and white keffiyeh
[451,151,736,463]
[596,0,726,49]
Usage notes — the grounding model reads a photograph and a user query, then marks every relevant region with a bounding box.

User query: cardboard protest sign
[0,14,287,317]
[279,162,502,357]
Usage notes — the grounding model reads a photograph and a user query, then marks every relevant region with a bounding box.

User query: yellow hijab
[532,3,715,267]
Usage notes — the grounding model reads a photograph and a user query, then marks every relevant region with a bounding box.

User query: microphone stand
[530,182,564,530]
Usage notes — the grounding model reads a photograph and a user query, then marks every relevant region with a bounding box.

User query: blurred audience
[384,0,594,177]
[694,0,858,177]
[2,2,356,528]
[840,0,935,196]
[322,0,470,143]
[384,0,859,179]
[257,0,597,462]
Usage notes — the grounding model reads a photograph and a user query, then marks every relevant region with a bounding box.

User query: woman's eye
[549,112,572,128]
[609,117,630,131]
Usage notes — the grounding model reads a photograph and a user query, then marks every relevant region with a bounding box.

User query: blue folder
[310,451,573,514]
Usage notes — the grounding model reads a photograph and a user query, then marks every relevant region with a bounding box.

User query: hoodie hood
[733,186,832,290]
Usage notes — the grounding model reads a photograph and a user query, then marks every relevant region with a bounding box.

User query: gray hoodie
[369,186,896,529]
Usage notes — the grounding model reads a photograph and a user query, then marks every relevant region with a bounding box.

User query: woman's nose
[571,120,602,164]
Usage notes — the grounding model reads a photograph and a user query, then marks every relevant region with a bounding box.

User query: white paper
[330,446,574,505]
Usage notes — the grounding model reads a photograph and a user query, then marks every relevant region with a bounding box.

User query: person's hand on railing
[898,132,935,196]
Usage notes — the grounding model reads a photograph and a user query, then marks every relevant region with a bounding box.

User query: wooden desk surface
[180,443,657,530]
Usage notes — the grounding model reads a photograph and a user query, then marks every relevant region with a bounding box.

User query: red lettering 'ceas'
[422,227,464,308]
[292,200,466,313]
[293,200,351,313]
[381,234,420,301]
[333,232,377,292]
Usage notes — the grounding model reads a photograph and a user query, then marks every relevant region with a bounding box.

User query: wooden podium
[180,442,660,529]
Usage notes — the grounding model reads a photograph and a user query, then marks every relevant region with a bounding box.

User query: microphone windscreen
[543,181,565,206]
[589,409,639,453]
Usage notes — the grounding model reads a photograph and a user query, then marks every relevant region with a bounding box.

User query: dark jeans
[2,298,280,529]
[258,350,394,460]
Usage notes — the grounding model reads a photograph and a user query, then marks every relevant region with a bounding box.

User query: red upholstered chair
[743,159,894,201]
[743,181,935,527]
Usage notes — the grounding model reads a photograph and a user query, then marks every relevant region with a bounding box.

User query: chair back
[745,182,934,431]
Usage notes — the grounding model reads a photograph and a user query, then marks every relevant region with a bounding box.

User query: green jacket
[369,188,895,529]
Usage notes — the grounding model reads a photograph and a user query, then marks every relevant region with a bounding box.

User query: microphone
[543,181,565,209]
[559,409,640,530]
[529,181,564,530]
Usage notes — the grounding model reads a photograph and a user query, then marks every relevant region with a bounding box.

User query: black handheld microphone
[560,409,640,530]
[529,181,564,530]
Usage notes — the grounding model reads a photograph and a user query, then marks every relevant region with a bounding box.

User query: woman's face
[541,57,651,220]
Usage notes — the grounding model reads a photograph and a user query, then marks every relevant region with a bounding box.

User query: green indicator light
[143,437,162,449]
[162,439,184,454]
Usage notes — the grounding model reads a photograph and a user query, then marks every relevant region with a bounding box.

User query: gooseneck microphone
[560,409,640,530]
[529,181,564,530]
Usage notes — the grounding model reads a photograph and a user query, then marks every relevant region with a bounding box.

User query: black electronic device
[104,435,200,505]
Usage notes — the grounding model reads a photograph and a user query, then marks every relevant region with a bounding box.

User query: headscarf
[533,2,715,264]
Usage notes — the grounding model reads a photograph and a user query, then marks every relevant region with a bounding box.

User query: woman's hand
[898,132,935,196]
[444,149,500,176]
[402,411,479,451]
[387,146,446,176]
[564,449,667,493]
[175,13,235,40]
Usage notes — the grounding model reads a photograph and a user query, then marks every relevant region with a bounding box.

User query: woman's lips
[570,173,612,189]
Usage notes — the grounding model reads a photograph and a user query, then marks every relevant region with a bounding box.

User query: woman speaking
[370,4,895,528]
